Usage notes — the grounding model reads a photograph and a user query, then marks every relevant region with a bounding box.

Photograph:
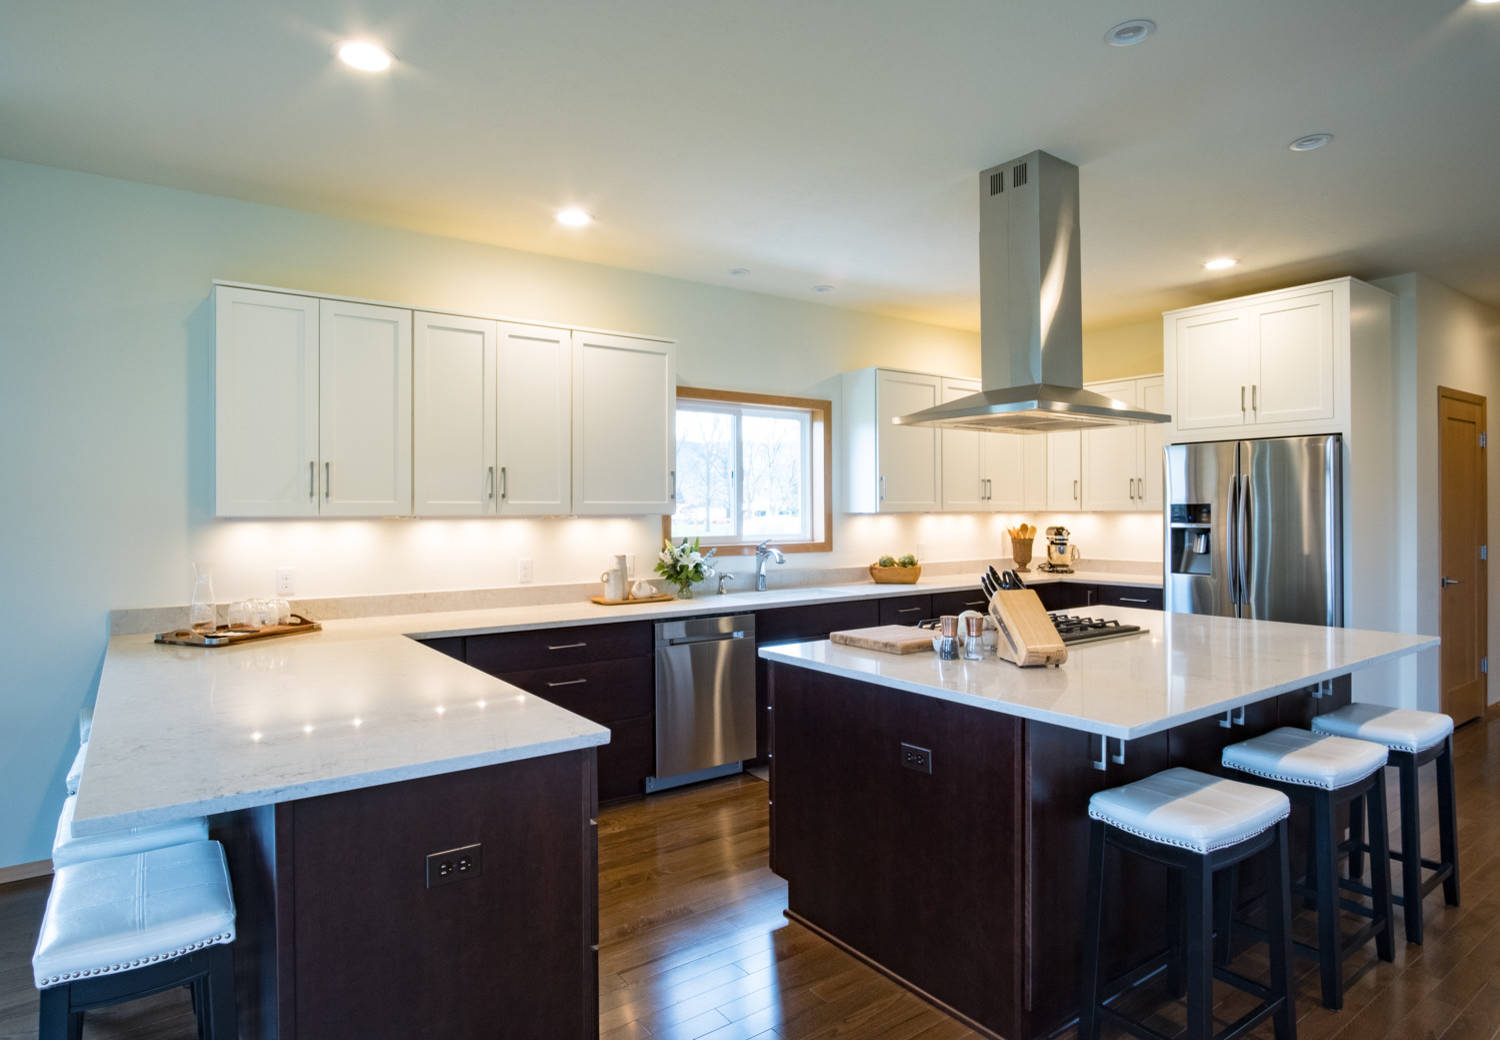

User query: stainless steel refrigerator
[1164,435,1342,625]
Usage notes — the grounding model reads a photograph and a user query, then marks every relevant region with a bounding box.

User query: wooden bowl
[869,564,921,584]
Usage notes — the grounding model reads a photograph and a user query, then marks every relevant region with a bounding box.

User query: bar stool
[1079,767,1296,1040]
[64,742,87,796]
[32,840,238,1039]
[1222,728,1394,1011]
[1311,704,1458,944]
[52,794,208,868]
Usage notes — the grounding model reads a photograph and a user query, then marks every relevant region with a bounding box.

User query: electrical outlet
[900,742,933,774]
[517,558,534,584]
[426,842,482,888]
[275,568,295,597]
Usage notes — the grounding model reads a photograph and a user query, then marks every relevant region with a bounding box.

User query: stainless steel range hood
[894,151,1171,433]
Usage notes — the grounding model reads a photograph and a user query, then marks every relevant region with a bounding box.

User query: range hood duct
[894,151,1171,433]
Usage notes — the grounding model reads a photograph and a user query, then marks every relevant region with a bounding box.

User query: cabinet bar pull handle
[1073,478,1079,501]
[500,466,508,500]
[1120,596,1149,604]
[545,678,588,688]
[1251,384,1258,412]
[487,465,496,500]
[324,461,330,499]
[669,469,677,502]
[879,475,886,502]
[1241,385,1246,413]
[309,460,315,499]
[895,606,921,615]
[547,641,588,651]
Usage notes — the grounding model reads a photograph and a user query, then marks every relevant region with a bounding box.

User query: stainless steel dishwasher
[648,614,757,791]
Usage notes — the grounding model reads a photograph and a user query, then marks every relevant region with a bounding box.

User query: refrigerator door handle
[1226,474,1239,605]
[1237,474,1251,611]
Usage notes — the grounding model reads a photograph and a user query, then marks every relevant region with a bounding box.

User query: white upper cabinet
[215,287,320,517]
[983,432,1028,511]
[497,322,572,515]
[1138,376,1167,511]
[1173,310,1250,431]
[1081,380,1139,511]
[318,300,412,517]
[1250,291,1335,426]
[1046,430,1082,511]
[841,369,942,513]
[939,379,987,511]
[413,312,496,516]
[1020,435,1048,511]
[572,332,676,515]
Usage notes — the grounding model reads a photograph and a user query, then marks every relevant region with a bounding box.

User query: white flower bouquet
[655,537,717,598]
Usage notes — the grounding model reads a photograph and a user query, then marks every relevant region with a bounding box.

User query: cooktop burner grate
[1048,614,1144,645]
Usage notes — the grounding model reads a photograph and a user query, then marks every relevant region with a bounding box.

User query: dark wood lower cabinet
[217,749,599,1040]
[768,662,1309,1040]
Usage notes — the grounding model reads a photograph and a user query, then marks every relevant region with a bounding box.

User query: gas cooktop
[1049,614,1144,646]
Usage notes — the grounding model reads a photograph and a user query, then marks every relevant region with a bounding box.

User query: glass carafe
[189,562,217,634]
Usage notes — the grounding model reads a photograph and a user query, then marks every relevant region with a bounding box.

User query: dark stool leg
[1313,792,1344,1010]
[1167,862,1186,998]
[38,986,81,1040]
[1267,819,1297,1040]
[1214,864,1237,966]
[1347,793,1365,881]
[1185,857,1215,1039]
[1436,737,1460,907]
[202,944,239,1040]
[1396,752,1424,944]
[1078,821,1108,1040]
[1367,775,1396,962]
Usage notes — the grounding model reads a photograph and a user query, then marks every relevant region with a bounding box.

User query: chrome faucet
[717,573,735,595]
[754,540,786,591]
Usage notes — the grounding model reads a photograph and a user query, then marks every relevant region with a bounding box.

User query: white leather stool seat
[52,795,207,869]
[64,744,87,796]
[33,840,236,989]
[1310,703,1454,754]
[1088,767,1291,854]
[1223,727,1388,790]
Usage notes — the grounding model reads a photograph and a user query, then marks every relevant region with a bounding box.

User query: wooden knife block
[988,589,1068,667]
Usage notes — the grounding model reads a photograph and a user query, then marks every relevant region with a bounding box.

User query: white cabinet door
[1250,291,1335,426]
[1021,435,1048,510]
[318,300,412,516]
[1174,311,1250,430]
[983,433,1027,510]
[573,332,675,515]
[498,323,572,515]
[939,378,986,511]
[1137,377,1167,511]
[214,287,320,517]
[1081,380,1139,512]
[876,370,942,512]
[1046,430,1082,511]
[413,312,496,516]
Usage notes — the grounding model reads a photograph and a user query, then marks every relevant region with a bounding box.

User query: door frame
[1437,385,1488,720]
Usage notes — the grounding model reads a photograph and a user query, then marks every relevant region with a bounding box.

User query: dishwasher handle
[666,631,748,646]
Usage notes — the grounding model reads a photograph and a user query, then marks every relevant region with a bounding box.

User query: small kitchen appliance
[1040,526,1078,574]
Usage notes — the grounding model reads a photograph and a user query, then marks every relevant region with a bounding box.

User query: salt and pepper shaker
[963,614,985,660]
[938,615,960,660]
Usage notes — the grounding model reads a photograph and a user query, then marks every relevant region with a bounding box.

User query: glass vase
[677,582,693,600]
[189,561,217,634]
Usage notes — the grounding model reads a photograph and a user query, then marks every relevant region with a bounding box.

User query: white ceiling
[3,0,1499,330]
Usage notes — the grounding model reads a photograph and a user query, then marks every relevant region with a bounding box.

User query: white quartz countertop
[758,607,1439,741]
[76,570,1161,834]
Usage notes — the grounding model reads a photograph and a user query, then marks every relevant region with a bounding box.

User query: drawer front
[878,594,933,627]
[599,714,654,802]
[1033,582,1094,611]
[755,600,880,643]
[1097,585,1163,610]
[930,589,989,617]
[467,621,652,675]
[498,657,653,725]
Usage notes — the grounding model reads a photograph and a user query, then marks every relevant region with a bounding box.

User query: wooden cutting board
[830,625,934,655]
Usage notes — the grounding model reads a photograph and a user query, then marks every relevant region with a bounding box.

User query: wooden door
[1081,380,1138,511]
[572,331,675,515]
[1138,376,1167,511]
[875,370,942,512]
[498,322,572,515]
[413,312,496,516]
[1174,310,1250,430]
[1251,290,1335,426]
[318,300,412,516]
[1439,387,1488,724]
[214,287,320,517]
[1046,430,1082,511]
[939,378,987,510]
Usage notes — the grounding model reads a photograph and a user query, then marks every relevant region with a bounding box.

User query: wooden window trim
[664,386,833,555]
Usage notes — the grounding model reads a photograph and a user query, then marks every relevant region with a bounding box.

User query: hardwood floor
[1,713,1497,1039]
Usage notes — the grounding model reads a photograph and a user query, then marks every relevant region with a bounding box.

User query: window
[666,388,832,554]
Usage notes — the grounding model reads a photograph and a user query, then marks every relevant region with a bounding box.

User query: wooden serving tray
[590,593,676,606]
[156,615,322,648]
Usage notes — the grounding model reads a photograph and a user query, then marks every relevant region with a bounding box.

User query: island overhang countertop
[758,606,1438,741]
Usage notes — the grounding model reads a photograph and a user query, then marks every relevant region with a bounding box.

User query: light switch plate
[275,568,296,597]
[517,558,534,584]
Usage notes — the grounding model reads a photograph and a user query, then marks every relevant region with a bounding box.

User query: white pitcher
[600,554,629,601]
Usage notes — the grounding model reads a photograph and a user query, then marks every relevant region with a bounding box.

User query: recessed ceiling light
[336,40,393,72]
[555,207,592,227]
[812,284,836,293]
[729,267,750,276]
[1288,132,1334,152]
[1204,257,1238,271]
[1105,19,1156,46]
[1475,0,1500,6]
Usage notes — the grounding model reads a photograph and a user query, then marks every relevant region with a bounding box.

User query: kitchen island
[759,607,1437,1040]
